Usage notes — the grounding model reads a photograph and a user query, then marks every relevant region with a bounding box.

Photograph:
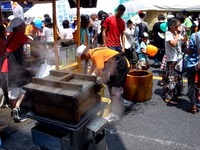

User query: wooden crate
[23,71,100,122]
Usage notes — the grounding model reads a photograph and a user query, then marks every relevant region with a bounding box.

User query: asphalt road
[1,62,200,150]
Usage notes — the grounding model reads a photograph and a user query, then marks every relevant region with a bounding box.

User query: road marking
[106,129,200,150]
[153,76,188,83]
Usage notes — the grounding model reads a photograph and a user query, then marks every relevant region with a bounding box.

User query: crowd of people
[1,4,200,124]
[75,6,200,118]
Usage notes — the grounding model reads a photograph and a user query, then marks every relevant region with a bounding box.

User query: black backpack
[137,22,148,42]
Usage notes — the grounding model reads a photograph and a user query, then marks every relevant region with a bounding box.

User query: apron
[1,33,32,88]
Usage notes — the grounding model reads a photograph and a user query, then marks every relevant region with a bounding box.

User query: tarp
[123,0,200,12]
[24,1,71,28]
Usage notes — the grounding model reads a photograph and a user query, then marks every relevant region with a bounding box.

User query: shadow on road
[166,98,191,114]
[154,87,192,114]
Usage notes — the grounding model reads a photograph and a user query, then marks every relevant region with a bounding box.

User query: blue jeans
[108,46,122,53]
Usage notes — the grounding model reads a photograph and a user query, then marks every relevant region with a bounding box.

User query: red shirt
[103,15,125,47]
[0,38,6,56]
[1,32,29,73]
[6,31,29,52]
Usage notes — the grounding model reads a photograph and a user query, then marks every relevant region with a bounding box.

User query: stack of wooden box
[23,70,100,122]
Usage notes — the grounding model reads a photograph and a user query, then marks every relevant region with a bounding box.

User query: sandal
[191,105,197,114]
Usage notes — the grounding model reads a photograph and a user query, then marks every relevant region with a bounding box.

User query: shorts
[160,55,167,71]
[8,87,26,100]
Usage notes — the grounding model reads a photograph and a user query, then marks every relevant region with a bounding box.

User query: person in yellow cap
[77,45,130,121]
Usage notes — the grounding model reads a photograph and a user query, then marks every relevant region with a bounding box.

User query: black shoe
[12,108,27,123]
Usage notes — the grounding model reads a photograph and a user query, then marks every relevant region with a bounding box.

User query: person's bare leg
[15,93,25,108]
[9,100,17,109]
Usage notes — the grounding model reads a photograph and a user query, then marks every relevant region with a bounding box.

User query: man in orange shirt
[77,45,130,121]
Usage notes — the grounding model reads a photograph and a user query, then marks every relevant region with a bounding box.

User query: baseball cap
[76,44,87,57]
[81,14,90,23]
[6,17,24,32]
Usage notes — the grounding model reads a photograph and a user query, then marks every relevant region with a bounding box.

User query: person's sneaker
[105,113,120,122]
[191,105,197,114]
[12,108,27,123]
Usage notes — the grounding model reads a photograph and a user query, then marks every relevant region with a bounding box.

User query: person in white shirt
[60,20,74,40]
[124,19,138,67]
[164,18,182,105]
[41,17,54,43]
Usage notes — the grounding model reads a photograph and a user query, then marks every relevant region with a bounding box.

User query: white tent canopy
[123,0,200,12]
[24,3,53,18]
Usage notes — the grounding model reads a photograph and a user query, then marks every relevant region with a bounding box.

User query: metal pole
[52,0,60,70]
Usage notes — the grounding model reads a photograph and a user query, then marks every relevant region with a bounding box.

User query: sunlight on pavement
[153,76,188,83]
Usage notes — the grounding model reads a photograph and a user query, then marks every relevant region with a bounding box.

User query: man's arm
[102,28,107,47]
[121,31,125,53]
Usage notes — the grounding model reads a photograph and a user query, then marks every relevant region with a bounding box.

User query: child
[138,32,150,70]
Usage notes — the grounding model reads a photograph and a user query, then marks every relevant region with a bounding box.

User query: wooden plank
[23,83,41,90]
[50,70,97,82]
[32,78,83,92]
[66,79,94,89]
[74,94,100,121]
[49,70,69,77]
[59,74,74,82]
[43,75,63,81]
[61,62,79,71]
[34,102,75,121]
[37,85,63,94]
[57,89,79,97]
[34,93,100,122]
[32,91,77,109]
[76,86,96,104]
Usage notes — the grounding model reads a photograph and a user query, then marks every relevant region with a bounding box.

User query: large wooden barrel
[124,70,153,102]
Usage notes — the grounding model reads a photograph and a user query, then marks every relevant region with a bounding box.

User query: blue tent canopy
[1,1,33,12]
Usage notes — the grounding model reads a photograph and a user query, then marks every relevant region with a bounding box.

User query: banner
[56,0,71,29]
